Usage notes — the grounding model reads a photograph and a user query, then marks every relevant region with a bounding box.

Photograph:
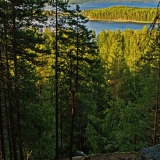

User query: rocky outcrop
[137,144,160,160]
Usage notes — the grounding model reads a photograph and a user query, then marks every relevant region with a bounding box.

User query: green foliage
[1,0,160,158]
[93,26,160,153]
[21,103,54,159]
[0,0,55,159]
[54,4,103,157]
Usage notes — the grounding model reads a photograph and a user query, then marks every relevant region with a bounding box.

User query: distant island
[69,0,157,4]
[82,6,157,23]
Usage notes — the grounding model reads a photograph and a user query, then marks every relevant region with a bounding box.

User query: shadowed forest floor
[58,153,138,160]
[85,153,138,160]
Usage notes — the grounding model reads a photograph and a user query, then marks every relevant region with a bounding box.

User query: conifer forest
[0,0,160,159]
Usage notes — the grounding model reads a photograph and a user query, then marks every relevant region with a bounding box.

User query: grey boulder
[137,144,160,160]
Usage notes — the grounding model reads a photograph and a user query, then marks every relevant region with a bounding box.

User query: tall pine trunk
[0,55,5,160]
[153,58,160,145]
[69,9,79,159]
[55,0,59,159]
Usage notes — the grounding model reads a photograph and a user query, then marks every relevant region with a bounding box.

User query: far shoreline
[88,18,153,24]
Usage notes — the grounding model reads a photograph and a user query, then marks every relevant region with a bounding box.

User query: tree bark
[0,66,5,160]
[153,58,160,146]
[55,0,59,159]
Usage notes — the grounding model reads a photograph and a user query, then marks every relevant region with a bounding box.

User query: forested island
[0,0,160,160]
[83,6,157,23]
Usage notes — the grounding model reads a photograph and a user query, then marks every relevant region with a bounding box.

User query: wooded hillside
[0,0,160,159]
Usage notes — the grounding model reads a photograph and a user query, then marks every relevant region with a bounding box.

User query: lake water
[45,2,158,35]
[72,2,156,35]
[86,21,151,35]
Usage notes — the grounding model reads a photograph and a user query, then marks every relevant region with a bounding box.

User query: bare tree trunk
[0,62,5,160]
[153,58,160,146]
[69,92,76,160]
[69,8,79,159]
[55,0,59,159]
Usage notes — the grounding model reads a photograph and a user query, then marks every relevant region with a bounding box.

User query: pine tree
[0,0,51,159]
[50,3,99,158]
